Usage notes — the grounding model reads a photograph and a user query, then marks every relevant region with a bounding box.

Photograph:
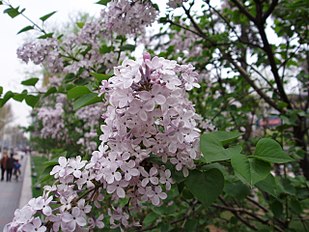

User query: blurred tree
[0,104,13,131]
[158,0,309,179]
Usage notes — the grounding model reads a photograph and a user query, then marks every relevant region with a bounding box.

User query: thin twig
[2,0,47,34]
[263,0,279,22]
[230,0,257,23]
[246,197,268,212]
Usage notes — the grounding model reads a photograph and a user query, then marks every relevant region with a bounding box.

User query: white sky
[0,0,101,127]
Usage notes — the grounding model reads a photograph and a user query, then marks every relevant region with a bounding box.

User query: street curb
[19,155,32,208]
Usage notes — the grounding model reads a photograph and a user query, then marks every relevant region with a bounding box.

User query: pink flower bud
[143,52,151,61]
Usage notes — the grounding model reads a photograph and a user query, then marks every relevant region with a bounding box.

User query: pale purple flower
[88,214,104,229]
[76,170,95,189]
[159,169,173,191]
[59,195,75,212]
[62,207,87,231]
[68,156,87,178]
[28,196,53,216]
[108,207,129,228]
[120,160,139,181]
[106,180,129,198]
[13,206,35,224]
[140,167,159,187]
[139,84,166,108]
[128,99,154,121]
[104,165,122,184]
[22,217,46,232]
[50,157,68,178]
[77,199,92,214]
[146,186,167,206]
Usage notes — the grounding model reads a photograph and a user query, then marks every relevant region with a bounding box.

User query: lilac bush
[1,0,302,231]
[5,54,200,231]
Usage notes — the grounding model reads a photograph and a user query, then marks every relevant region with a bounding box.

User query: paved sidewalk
[19,155,32,208]
[0,155,31,231]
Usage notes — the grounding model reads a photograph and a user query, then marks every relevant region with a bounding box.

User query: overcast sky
[0,0,101,127]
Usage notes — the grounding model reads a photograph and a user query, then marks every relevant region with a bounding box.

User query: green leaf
[281,178,296,196]
[25,95,39,108]
[21,77,39,86]
[0,86,3,96]
[208,131,242,146]
[185,169,224,207]
[99,44,112,54]
[0,91,14,107]
[64,73,75,83]
[12,91,27,102]
[43,159,59,168]
[90,72,113,82]
[159,17,168,23]
[38,173,54,184]
[17,25,34,34]
[224,180,250,199]
[38,33,53,39]
[200,132,242,162]
[4,6,23,18]
[73,93,101,110]
[231,153,271,186]
[76,22,85,29]
[184,219,198,231]
[256,174,281,197]
[44,87,57,97]
[289,198,303,214]
[120,44,136,51]
[39,11,57,22]
[254,138,294,163]
[143,212,158,226]
[96,0,110,5]
[67,86,91,99]
[270,200,283,218]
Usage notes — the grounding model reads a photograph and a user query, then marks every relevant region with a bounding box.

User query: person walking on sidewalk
[6,153,15,181]
[0,151,8,181]
[13,159,21,181]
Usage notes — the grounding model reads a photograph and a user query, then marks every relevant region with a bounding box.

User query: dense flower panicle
[16,1,157,77]
[37,102,67,141]
[16,16,115,76]
[48,76,63,87]
[76,104,105,153]
[89,54,200,210]
[103,0,157,35]
[169,29,202,59]
[17,38,64,73]
[6,55,201,231]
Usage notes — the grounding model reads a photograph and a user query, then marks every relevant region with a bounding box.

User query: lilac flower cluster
[16,1,157,76]
[16,22,113,76]
[76,104,105,153]
[37,102,67,141]
[6,55,200,231]
[169,29,202,59]
[5,156,93,232]
[17,38,64,74]
[103,0,157,35]
[100,53,201,178]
